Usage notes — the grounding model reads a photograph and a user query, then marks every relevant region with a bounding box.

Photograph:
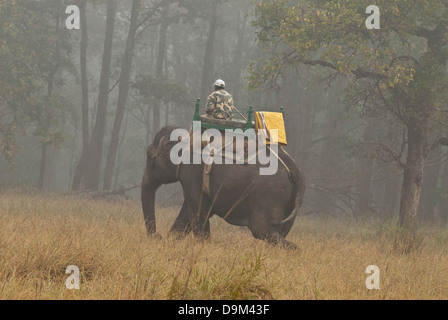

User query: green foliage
[249,0,448,129]
[0,0,76,163]
[0,0,40,162]
[28,94,75,148]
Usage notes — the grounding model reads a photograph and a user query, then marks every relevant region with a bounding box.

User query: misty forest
[2,0,448,300]
[2,0,448,228]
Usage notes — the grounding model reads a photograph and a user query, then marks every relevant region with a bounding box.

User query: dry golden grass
[0,191,448,300]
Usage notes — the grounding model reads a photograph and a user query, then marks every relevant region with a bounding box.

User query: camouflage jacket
[205,90,235,120]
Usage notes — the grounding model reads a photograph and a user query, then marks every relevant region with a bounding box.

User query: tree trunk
[419,144,441,223]
[113,113,128,190]
[316,86,344,214]
[231,9,247,104]
[172,25,192,127]
[79,0,89,159]
[72,0,89,191]
[152,2,170,136]
[165,103,170,125]
[144,32,157,145]
[277,68,303,162]
[103,0,141,191]
[200,0,218,105]
[383,162,400,218]
[84,0,117,191]
[39,6,62,191]
[398,121,427,230]
[38,144,48,191]
[355,118,377,217]
[439,160,448,227]
[295,66,314,169]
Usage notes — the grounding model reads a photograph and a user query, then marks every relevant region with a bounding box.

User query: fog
[1,0,448,227]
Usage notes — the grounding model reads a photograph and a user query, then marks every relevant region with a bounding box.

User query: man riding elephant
[206,79,236,120]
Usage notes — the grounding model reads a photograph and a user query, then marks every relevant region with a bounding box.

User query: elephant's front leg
[141,167,160,237]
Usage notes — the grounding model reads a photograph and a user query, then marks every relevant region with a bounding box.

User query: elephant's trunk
[141,167,159,235]
[141,126,182,236]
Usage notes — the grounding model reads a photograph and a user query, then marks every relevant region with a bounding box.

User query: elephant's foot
[169,220,192,240]
[169,227,191,240]
[274,238,299,251]
[252,229,299,251]
[145,225,162,240]
[193,229,211,240]
[144,220,158,236]
[261,235,298,250]
[147,231,163,240]
[192,219,211,240]
[194,236,211,245]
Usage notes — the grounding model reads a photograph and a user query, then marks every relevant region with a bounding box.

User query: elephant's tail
[272,148,305,226]
[272,207,299,225]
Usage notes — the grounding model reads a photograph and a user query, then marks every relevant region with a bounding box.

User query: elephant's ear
[147,136,168,159]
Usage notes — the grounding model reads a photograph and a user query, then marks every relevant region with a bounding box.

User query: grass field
[0,192,448,300]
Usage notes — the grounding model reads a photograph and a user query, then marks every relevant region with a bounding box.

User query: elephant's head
[141,126,180,235]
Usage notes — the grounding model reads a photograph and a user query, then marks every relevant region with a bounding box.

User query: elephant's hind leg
[250,228,298,250]
[249,205,298,250]
[193,219,211,240]
[169,200,193,239]
[189,193,213,240]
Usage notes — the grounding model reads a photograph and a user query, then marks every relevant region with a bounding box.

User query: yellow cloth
[255,112,287,145]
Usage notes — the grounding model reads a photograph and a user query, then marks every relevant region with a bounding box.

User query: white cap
[214,79,225,88]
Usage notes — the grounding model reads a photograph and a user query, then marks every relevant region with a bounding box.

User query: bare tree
[103,0,142,191]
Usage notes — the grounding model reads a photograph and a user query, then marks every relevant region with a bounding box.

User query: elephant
[141,126,305,249]
[141,126,191,236]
